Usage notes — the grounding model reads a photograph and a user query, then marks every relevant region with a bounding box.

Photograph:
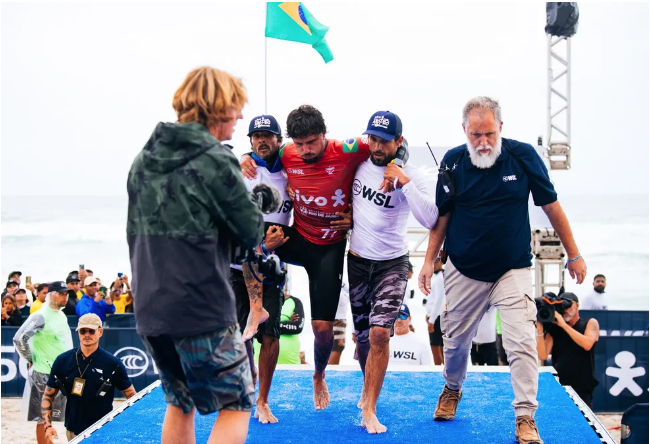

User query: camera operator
[127,66,264,444]
[229,114,293,424]
[41,314,136,443]
[536,292,600,408]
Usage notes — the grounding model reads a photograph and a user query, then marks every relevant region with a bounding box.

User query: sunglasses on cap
[397,313,409,320]
[79,328,96,335]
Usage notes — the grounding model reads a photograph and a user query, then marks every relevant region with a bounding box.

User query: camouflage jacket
[127,122,263,337]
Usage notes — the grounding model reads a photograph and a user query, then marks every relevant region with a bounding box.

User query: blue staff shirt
[436,138,557,282]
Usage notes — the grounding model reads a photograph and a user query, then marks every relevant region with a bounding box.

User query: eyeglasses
[79,328,96,335]
[397,313,409,320]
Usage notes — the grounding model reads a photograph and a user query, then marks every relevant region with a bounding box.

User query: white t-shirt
[580,289,608,310]
[425,271,445,321]
[350,160,438,260]
[473,306,497,344]
[231,166,292,270]
[388,331,433,366]
[335,280,349,320]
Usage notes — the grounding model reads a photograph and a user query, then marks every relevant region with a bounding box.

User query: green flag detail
[265,2,334,63]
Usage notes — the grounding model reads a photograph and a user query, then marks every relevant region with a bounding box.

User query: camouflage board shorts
[348,253,409,343]
[141,325,254,415]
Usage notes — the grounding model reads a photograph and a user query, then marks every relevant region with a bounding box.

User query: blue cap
[247,115,281,137]
[398,303,410,318]
[363,111,403,141]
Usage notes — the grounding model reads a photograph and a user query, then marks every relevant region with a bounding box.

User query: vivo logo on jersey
[288,168,304,175]
[295,189,346,207]
[277,200,293,213]
[353,180,395,208]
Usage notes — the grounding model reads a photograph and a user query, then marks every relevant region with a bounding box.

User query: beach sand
[1,398,122,443]
[1,398,622,443]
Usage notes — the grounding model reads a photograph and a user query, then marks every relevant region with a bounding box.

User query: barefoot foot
[361,412,387,434]
[313,376,330,410]
[254,403,278,424]
[242,308,270,341]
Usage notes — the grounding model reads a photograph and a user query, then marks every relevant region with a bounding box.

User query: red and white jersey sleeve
[279,137,369,245]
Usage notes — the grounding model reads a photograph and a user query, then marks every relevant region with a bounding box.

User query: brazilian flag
[265,2,334,63]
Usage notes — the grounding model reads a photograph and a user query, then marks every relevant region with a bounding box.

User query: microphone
[252,183,282,214]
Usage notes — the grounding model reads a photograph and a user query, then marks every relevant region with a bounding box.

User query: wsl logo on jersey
[353,179,395,208]
[254,117,272,129]
[372,115,390,129]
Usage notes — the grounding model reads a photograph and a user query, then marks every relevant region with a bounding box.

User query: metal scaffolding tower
[547,35,572,170]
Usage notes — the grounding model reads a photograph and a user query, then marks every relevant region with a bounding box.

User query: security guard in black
[42,314,135,442]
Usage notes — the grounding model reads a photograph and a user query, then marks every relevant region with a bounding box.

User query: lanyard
[75,349,93,378]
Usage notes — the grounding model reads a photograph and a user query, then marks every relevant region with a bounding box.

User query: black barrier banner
[2,325,648,412]
[581,310,649,336]
[592,335,649,413]
[1,327,160,397]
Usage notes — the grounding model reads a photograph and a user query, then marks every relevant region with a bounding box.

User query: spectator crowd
[1,269,133,327]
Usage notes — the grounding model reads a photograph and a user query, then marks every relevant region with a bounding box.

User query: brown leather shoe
[433,386,462,421]
[515,415,543,444]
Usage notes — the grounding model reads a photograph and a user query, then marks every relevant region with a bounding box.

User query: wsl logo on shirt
[353,179,395,208]
[254,117,272,129]
[372,115,390,129]
[503,175,517,182]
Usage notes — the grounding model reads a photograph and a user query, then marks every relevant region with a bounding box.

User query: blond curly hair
[172,67,247,127]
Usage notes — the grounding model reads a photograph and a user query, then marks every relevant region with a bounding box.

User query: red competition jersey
[279,137,369,245]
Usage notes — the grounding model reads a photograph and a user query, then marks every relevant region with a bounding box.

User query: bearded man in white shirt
[349,111,438,434]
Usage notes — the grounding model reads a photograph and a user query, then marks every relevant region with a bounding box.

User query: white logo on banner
[114,346,149,378]
[605,351,646,396]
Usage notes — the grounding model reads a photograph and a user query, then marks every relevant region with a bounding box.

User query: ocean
[2,193,647,364]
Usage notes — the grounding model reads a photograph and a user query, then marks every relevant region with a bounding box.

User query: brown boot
[433,386,462,421]
[515,415,543,444]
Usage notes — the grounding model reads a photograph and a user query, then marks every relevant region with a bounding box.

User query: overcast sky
[2,2,648,197]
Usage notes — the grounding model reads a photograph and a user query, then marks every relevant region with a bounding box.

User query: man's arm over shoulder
[204,149,264,250]
[13,313,45,363]
[402,166,439,229]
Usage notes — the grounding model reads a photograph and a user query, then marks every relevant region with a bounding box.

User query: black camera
[535,292,573,323]
[232,184,287,287]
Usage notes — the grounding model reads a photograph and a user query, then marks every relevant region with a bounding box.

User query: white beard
[467,135,502,169]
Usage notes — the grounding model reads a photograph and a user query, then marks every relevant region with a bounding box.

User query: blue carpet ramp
[74,369,605,443]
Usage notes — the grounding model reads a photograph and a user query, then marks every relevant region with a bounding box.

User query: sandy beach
[1,398,621,443]
[1,398,122,444]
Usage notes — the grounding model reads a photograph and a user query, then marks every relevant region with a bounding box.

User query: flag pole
[264,36,268,114]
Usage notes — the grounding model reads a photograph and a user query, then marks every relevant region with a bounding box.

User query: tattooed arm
[121,385,137,399]
[13,313,45,365]
[42,385,60,444]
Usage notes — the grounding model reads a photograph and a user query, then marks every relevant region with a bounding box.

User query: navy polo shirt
[437,138,557,282]
[48,347,132,434]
